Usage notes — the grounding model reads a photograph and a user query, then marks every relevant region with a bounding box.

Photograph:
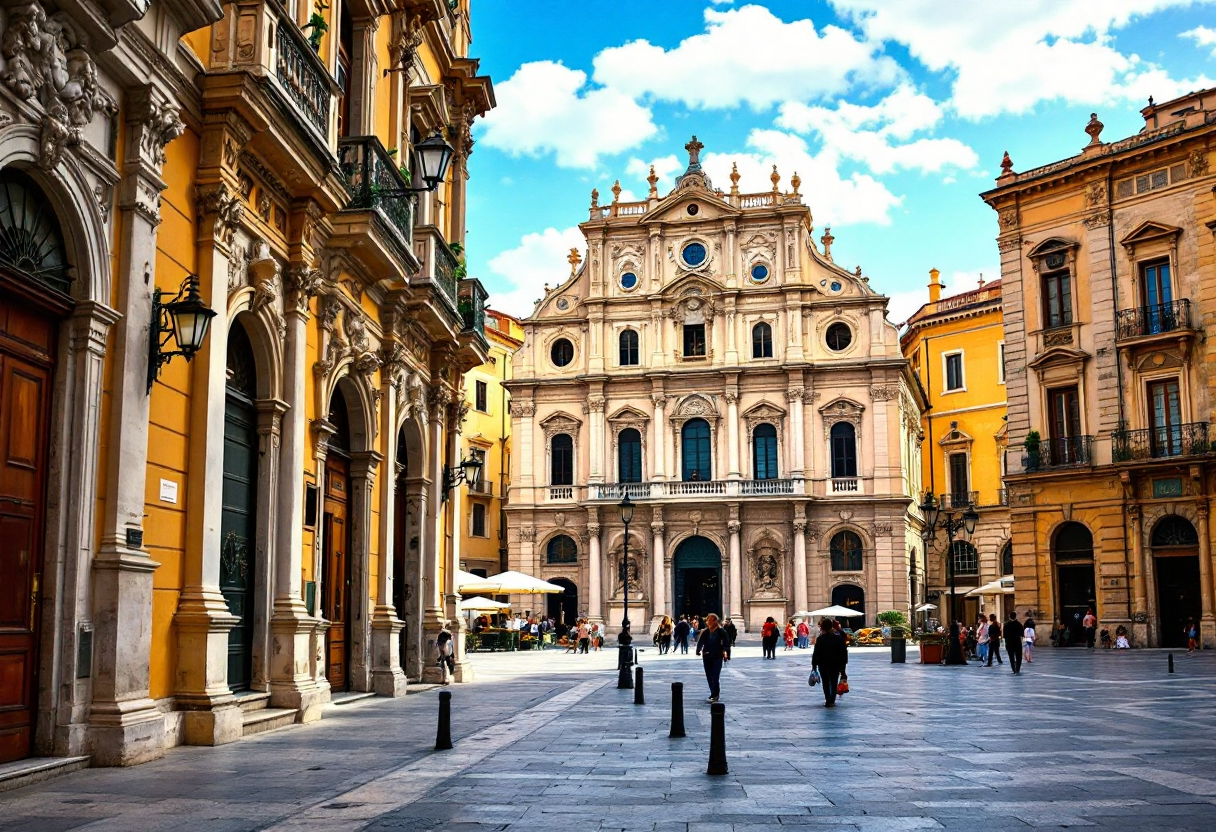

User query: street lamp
[920,491,979,665]
[147,275,217,393]
[617,494,635,690]
[442,454,484,501]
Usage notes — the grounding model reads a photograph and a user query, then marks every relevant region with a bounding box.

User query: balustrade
[337,136,414,244]
[1113,422,1212,461]
[1115,299,1192,340]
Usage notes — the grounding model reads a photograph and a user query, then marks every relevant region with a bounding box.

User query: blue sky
[463,1,1216,324]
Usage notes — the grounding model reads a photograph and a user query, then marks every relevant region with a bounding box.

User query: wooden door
[219,394,257,691]
[322,454,350,691]
[0,296,56,764]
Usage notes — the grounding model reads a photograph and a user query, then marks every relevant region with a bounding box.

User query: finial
[729,161,740,195]
[647,164,658,198]
[1085,112,1104,146]
[820,226,834,261]
[685,135,704,168]
[611,180,621,203]
[999,151,1014,177]
[790,171,801,196]
[855,265,862,277]
[567,248,582,275]
[590,188,599,208]
[978,272,985,288]
[770,164,780,193]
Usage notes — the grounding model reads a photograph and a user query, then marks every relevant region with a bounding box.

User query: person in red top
[1082,609,1097,650]
[783,620,796,651]
[796,619,810,649]
[761,616,779,659]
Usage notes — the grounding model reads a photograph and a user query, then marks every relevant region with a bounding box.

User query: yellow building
[983,91,1216,648]
[902,271,1011,626]
[0,0,492,770]
[460,309,524,578]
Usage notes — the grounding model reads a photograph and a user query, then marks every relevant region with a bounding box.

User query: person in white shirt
[1023,615,1036,663]
[975,615,990,663]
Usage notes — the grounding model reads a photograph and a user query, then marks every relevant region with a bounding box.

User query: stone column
[651,392,666,480]
[588,520,603,622]
[89,88,182,766]
[348,449,382,693]
[651,518,666,623]
[793,518,808,615]
[421,388,449,684]
[589,395,606,484]
[728,519,742,625]
[371,345,408,696]
[725,389,741,479]
[1198,503,1215,646]
[445,402,474,683]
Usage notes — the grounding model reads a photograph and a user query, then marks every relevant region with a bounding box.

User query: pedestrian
[695,612,731,703]
[1186,617,1199,653]
[784,620,796,651]
[1022,614,1036,663]
[673,616,691,654]
[796,618,810,649]
[590,622,602,651]
[436,621,456,684]
[691,615,701,645]
[577,619,591,654]
[985,614,1004,666]
[761,616,779,659]
[811,617,848,708]
[1004,610,1024,674]
[723,617,738,646]
[976,615,989,663]
[659,616,673,654]
[1083,608,1097,649]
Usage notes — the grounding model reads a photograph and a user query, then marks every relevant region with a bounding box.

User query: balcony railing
[458,278,487,341]
[1116,299,1192,340]
[548,486,574,501]
[434,237,459,306]
[589,478,806,500]
[741,478,795,495]
[274,11,330,134]
[940,491,978,510]
[829,477,859,494]
[1023,435,1094,471]
[1113,422,1212,461]
[337,136,414,245]
[469,479,493,497]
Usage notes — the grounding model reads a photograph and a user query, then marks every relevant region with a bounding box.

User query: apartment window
[471,503,486,537]
[550,434,573,485]
[1041,268,1073,329]
[681,418,712,481]
[618,428,642,483]
[752,423,779,480]
[1148,378,1183,456]
[998,341,1006,384]
[683,323,706,357]
[474,380,488,412]
[948,452,970,507]
[1048,386,1082,463]
[619,329,639,366]
[951,541,979,576]
[829,422,857,478]
[830,531,863,572]
[944,352,964,392]
[751,322,773,358]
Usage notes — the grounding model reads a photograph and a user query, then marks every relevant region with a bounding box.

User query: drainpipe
[1107,167,1133,626]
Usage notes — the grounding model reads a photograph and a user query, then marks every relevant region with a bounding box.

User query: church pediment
[1120,220,1182,250]
[640,189,739,226]
[539,411,582,436]
[741,400,787,423]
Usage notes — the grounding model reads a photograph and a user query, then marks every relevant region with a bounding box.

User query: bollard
[1169,653,1175,674]
[669,682,686,738]
[707,702,728,775]
[435,690,453,750]
[634,666,645,704]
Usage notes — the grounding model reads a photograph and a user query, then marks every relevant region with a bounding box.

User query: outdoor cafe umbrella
[458,570,564,595]
[457,597,513,611]
[455,570,485,591]
[914,603,938,612]
[799,605,865,618]
[966,576,1015,596]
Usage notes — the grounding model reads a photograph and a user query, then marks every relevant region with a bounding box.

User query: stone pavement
[3,640,1216,831]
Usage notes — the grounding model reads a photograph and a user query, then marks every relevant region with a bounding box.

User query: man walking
[1004,611,1025,674]
[695,613,731,702]
[811,617,848,707]
[985,614,1003,666]
[1083,608,1097,649]
[673,616,691,654]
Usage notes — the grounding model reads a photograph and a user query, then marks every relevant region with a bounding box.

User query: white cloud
[700,129,902,226]
[477,61,657,168]
[485,226,586,318]
[1182,25,1216,54]
[831,0,1216,118]
[625,154,682,193]
[592,4,901,111]
[777,85,978,174]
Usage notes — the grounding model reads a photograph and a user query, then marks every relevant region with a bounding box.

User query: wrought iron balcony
[940,491,978,510]
[1112,422,1212,461]
[337,136,414,245]
[434,236,459,306]
[458,278,487,341]
[1115,299,1192,341]
[468,479,493,497]
[1023,435,1094,471]
[274,10,331,134]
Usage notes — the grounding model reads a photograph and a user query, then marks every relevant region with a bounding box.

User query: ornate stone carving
[588,396,606,413]
[540,412,582,439]
[587,522,601,536]
[805,523,821,544]
[1188,148,1209,178]
[134,181,162,225]
[518,525,535,543]
[344,308,370,354]
[998,207,1019,229]
[197,183,243,246]
[818,397,864,437]
[1084,181,1107,208]
[870,523,893,538]
[285,262,323,312]
[509,399,535,418]
[130,91,184,169]
[450,398,471,434]
[727,520,741,536]
[247,239,281,313]
[870,385,897,402]
[785,387,804,403]
[1082,212,1111,229]
[997,237,1021,253]
[1043,329,1073,347]
[317,295,341,332]
[792,520,807,535]
[227,241,249,291]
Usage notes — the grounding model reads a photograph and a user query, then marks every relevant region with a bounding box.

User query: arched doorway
[546,578,578,632]
[322,388,353,691]
[831,584,865,626]
[1053,522,1095,646]
[1152,516,1201,648]
[674,536,721,619]
[0,168,72,763]
[221,320,259,692]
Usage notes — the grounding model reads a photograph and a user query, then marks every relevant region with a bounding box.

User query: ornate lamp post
[617,494,635,690]
[920,491,978,665]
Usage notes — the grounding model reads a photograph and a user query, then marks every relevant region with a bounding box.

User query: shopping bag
[837,679,849,695]
[808,670,820,687]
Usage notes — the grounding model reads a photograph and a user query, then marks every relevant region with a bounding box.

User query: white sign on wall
[159,479,179,504]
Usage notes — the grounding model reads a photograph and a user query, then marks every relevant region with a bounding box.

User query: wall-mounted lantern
[147,275,217,393]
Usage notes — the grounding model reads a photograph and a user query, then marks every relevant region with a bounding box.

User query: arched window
[830,531,863,571]
[1001,541,1014,576]
[752,322,773,358]
[752,423,778,480]
[0,168,71,294]
[1151,516,1199,547]
[619,329,639,366]
[1054,522,1094,561]
[830,422,857,478]
[681,418,711,482]
[550,433,573,485]
[618,428,642,483]
[951,541,978,576]
[546,534,578,564]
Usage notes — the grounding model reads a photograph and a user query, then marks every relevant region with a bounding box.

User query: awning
[798,605,865,618]
[966,576,1015,596]
[915,603,938,612]
[458,597,513,611]
[459,570,565,595]
[456,570,486,590]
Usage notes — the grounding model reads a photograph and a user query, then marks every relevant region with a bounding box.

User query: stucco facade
[983,92,1216,648]
[505,139,926,633]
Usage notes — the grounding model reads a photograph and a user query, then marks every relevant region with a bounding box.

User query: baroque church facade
[505,139,926,632]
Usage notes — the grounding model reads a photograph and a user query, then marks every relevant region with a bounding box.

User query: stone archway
[673,536,722,620]
[1150,515,1201,649]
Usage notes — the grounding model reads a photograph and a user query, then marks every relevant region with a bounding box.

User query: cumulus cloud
[484,226,586,318]
[477,61,657,168]
[625,154,682,193]
[831,0,1216,118]
[592,4,901,111]
[1182,24,1216,54]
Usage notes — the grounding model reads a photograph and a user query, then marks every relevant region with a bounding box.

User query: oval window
[750,263,769,283]
[682,242,707,267]
[825,322,852,352]
[620,271,638,290]
[551,338,575,367]
[830,281,843,292]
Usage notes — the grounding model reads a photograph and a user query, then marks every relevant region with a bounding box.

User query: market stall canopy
[458,597,513,611]
[459,570,564,595]
[799,605,865,618]
[966,576,1015,596]
[915,603,938,612]
[456,570,485,590]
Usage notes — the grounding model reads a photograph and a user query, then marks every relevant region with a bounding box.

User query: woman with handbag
[811,617,848,707]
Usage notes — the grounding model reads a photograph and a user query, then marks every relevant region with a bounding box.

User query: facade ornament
[133,181,162,225]
[518,525,535,543]
[752,543,781,595]
[317,294,341,332]
[999,151,1014,177]
[997,207,1019,229]
[450,398,471,434]
[1084,113,1104,146]
[427,385,453,419]
[729,161,740,195]
[247,238,281,313]
[1084,181,1107,208]
[870,385,896,402]
[227,241,249,291]
[1188,148,1209,178]
[587,522,601,536]
[343,307,370,354]
[1082,212,1111,230]
[727,520,741,536]
[820,226,834,261]
[723,390,738,405]
[554,512,566,528]
[770,164,780,193]
[313,336,343,378]
[130,90,184,168]
[197,183,243,246]
[785,387,804,403]
[996,237,1022,253]
[285,262,323,311]
[805,523,821,543]
[647,164,658,198]
[94,182,113,224]
[792,520,807,535]
[588,396,606,413]
[509,399,535,418]
[870,523,893,538]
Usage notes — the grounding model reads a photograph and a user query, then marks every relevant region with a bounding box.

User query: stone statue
[754,548,780,593]
[685,135,704,169]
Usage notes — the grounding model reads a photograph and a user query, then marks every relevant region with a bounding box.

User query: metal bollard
[634,666,645,704]
[435,690,453,750]
[669,682,686,738]
[1169,653,1175,674]
[707,702,728,775]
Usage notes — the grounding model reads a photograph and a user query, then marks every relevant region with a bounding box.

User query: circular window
[687,204,699,216]
[825,322,853,352]
[681,242,707,267]
[551,338,574,367]
[750,263,769,283]
[830,281,843,292]
[556,298,570,311]
[620,271,638,290]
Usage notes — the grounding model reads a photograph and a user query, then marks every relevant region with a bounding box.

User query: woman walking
[811,617,848,708]
[796,619,810,649]
[761,616,779,659]
[658,616,673,654]
[783,620,796,651]
[975,615,989,664]
[1023,614,1036,663]
[695,613,731,702]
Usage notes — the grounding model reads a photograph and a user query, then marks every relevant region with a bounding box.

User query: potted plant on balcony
[1112,421,1133,462]
[1024,430,1042,472]
[303,1,330,52]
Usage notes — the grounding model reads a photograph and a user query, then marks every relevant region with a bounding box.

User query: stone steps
[329,691,376,707]
[0,756,90,793]
[236,691,298,737]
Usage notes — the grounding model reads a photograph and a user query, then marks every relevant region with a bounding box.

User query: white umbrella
[458,597,512,611]
[966,576,1015,596]
[800,605,865,618]
[456,570,485,590]
[915,603,938,612]
[460,570,565,594]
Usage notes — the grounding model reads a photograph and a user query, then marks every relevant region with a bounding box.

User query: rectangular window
[1148,378,1183,456]
[998,341,1006,384]
[948,452,970,507]
[1048,386,1082,463]
[944,352,964,392]
[1042,269,1072,329]
[471,503,486,537]
[474,380,488,412]
[1140,259,1172,310]
[683,323,706,357]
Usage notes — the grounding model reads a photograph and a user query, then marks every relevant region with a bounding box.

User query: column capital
[727,521,742,536]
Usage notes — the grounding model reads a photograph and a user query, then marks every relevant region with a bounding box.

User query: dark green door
[222,323,258,691]
[674,536,722,619]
